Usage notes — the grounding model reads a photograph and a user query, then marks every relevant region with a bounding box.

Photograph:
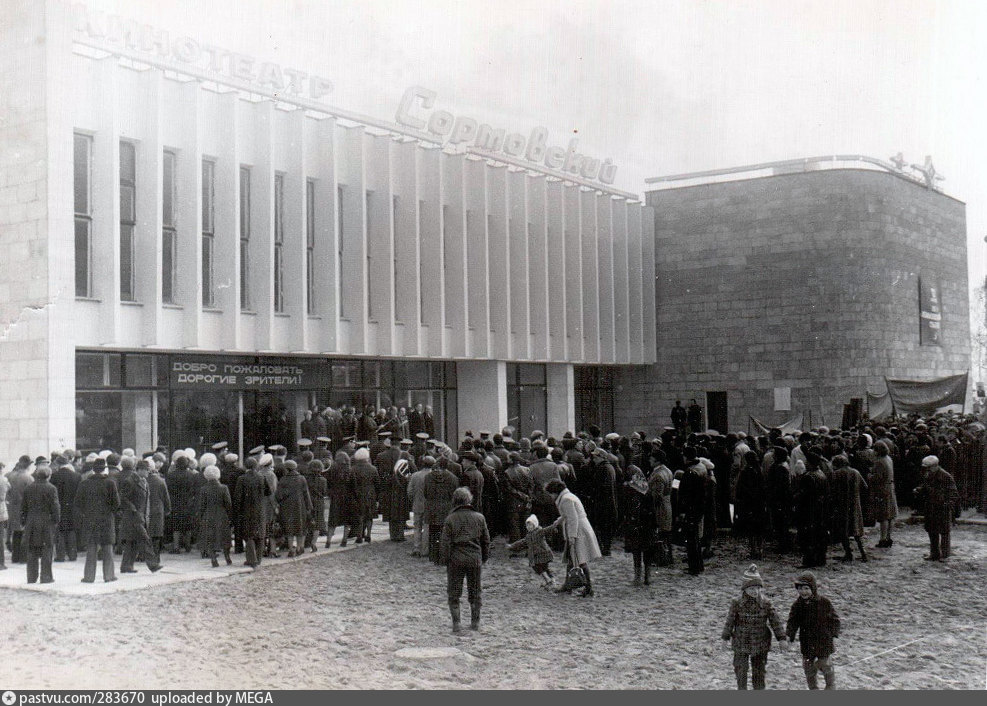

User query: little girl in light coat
[507,514,561,588]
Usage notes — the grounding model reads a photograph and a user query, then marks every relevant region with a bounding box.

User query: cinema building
[0,2,656,461]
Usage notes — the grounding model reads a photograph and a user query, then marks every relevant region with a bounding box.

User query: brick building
[614,162,971,434]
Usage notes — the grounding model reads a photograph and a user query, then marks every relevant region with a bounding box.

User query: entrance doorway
[706,391,728,434]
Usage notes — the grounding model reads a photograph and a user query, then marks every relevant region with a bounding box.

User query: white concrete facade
[0,1,656,460]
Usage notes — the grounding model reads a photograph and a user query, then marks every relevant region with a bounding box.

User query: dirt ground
[1,521,985,690]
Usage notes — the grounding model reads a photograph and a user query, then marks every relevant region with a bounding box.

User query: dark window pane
[519,364,546,385]
[162,151,175,226]
[106,354,122,387]
[120,185,135,223]
[332,361,360,388]
[125,354,153,387]
[429,361,444,387]
[156,356,169,387]
[172,390,239,452]
[202,160,214,232]
[76,391,122,452]
[119,141,135,181]
[444,362,457,388]
[377,361,393,389]
[202,236,213,307]
[120,225,135,301]
[444,390,457,443]
[162,229,175,303]
[506,363,518,385]
[394,361,428,389]
[75,219,90,297]
[76,352,106,388]
[240,240,250,308]
[73,134,90,215]
[362,361,379,388]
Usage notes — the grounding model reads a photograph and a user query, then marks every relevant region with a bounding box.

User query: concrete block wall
[614,169,970,434]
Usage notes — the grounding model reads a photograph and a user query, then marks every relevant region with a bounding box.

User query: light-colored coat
[555,488,602,565]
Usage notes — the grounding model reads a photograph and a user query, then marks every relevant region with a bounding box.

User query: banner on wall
[919,275,943,346]
[883,372,967,415]
[170,357,327,390]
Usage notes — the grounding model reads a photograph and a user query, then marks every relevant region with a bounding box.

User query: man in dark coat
[671,400,687,435]
[147,456,171,562]
[795,452,830,568]
[423,456,460,564]
[356,405,378,442]
[687,399,704,434]
[767,447,794,553]
[6,456,34,563]
[388,456,414,541]
[374,438,402,540]
[409,404,426,438]
[233,459,270,568]
[218,453,244,552]
[914,455,959,561]
[348,448,379,543]
[275,460,313,557]
[830,455,868,562]
[166,455,199,553]
[459,453,485,516]
[325,451,352,547]
[503,452,532,548]
[302,459,328,552]
[21,464,59,584]
[73,458,120,583]
[51,458,81,562]
[440,487,490,633]
[118,460,162,574]
[678,448,707,575]
[586,447,618,556]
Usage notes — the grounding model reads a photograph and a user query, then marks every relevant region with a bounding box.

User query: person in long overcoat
[623,465,659,586]
[118,460,161,574]
[914,455,959,561]
[348,448,380,544]
[219,454,244,553]
[830,455,868,562]
[794,459,829,569]
[302,460,328,552]
[869,441,898,548]
[388,456,413,542]
[548,479,601,597]
[147,461,171,561]
[459,453,486,516]
[6,456,34,563]
[51,460,81,562]
[325,451,352,547]
[233,461,270,568]
[20,464,59,584]
[407,460,431,556]
[166,455,199,553]
[422,457,460,564]
[73,459,120,583]
[275,460,313,557]
[649,451,675,567]
[374,440,402,539]
[0,470,9,569]
[585,447,617,556]
[198,465,233,566]
[735,450,769,560]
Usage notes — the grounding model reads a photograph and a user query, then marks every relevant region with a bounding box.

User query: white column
[93,57,120,343]
[136,69,163,347]
[283,109,306,351]
[486,164,511,360]
[508,169,529,359]
[175,81,202,348]
[563,183,583,361]
[527,174,548,361]
[339,125,367,353]
[393,139,421,356]
[441,152,467,358]
[642,206,657,364]
[214,92,240,350]
[627,203,644,364]
[307,115,336,352]
[418,147,444,357]
[612,198,630,363]
[457,360,507,435]
[597,192,615,363]
[249,100,275,352]
[366,133,394,355]
[464,156,489,357]
[546,363,575,438]
[546,180,566,360]
[580,189,599,362]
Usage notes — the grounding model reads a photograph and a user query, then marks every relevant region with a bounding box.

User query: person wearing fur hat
[5,455,34,564]
[275,460,312,557]
[507,513,561,588]
[787,571,840,689]
[118,459,163,575]
[166,455,199,554]
[51,457,81,562]
[721,564,788,689]
[348,447,379,544]
[20,463,59,584]
[73,457,120,583]
[198,465,233,567]
[439,487,490,633]
[233,456,270,568]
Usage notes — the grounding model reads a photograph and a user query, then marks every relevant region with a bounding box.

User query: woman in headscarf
[870,440,898,548]
[623,461,659,586]
[196,465,232,567]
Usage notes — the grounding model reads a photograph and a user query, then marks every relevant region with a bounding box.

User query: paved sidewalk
[0,520,399,596]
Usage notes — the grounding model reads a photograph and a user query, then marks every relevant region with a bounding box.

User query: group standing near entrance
[1,406,980,689]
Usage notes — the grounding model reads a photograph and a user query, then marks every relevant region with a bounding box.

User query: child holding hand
[507,514,562,589]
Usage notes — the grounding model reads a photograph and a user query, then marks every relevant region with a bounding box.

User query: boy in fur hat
[787,570,840,689]
[721,564,788,689]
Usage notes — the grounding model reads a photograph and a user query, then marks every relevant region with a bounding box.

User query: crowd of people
[0,407,983,689]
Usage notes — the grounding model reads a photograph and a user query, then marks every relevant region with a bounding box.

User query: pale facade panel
[507,169,530,359]
[464,157,490,358]
[527,174,549,361]
[612,198,630,363]
[596,193,615,363]
[441,152,467,359]
[563,183,583,361]
[393,139,422,356]
[545,180,567,360]
[580,189,600,362]
[627,204,644,363]
[485,164,511,360]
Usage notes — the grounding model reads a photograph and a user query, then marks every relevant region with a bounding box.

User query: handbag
[561,565,587,591]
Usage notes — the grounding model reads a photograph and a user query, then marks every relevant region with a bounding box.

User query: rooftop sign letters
[71,4,334,101]
[396,86,618,186]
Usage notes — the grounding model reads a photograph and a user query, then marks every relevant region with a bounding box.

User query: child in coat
[507,514,561,588]
[787,570,841,689]
[721,564,788,689]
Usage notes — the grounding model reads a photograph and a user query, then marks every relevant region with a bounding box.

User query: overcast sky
[79,0,986,302]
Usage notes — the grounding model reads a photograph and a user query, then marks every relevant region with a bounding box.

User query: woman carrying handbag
[547,479,602,597]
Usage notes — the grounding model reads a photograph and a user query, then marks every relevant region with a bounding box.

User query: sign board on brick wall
[919,275,943,346]
[774,386,791,411]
